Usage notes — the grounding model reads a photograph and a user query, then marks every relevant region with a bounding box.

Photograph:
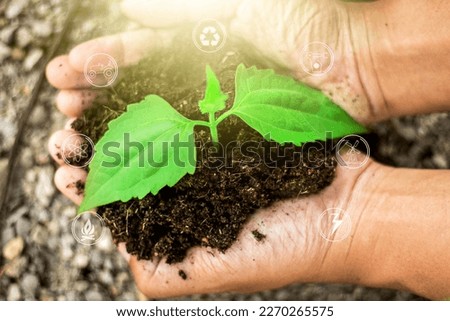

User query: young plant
[78,64,366,213]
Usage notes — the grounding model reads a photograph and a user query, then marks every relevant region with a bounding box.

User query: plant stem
[190,112,224,144]
[208,112,219,144]
[191,120,211,127]
[215,110,233,126]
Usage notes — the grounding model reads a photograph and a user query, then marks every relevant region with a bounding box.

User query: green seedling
[79,64,366,213]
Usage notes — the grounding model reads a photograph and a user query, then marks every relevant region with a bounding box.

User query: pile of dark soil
[73,32,336,264]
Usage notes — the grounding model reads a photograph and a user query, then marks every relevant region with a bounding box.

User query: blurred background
[0,0,448,301]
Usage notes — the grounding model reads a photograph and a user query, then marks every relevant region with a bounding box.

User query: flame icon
[71,212,105,246]
[80,219,95,241]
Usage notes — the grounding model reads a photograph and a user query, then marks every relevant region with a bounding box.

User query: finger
[64,118,77,130]
[54,165,87,206]
[117,243,131,262]
[48,129,94,168]
[46,55,91,89]
[48,129,77,165]
[120,0,239,28]
[68,29,175,73]
[56,90,98,118]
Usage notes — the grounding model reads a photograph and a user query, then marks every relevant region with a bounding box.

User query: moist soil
[72,32,336,265]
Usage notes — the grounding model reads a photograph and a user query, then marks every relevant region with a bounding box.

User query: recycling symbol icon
[200,26,221,47]
[193,19,227,53]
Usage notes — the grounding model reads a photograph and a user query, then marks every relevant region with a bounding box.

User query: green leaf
[198,65,228,114]
[229,64,367,145]
[78,95,196,213]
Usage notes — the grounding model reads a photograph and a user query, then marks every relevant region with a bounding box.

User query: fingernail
[118,243,131,263]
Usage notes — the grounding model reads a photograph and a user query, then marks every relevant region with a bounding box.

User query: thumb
[68,29,175,73]
[120,0,239,28]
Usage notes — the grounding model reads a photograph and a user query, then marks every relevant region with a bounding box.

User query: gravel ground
[0,0,448,301]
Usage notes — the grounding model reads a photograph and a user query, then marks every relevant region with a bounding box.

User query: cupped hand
[46,0,378,298]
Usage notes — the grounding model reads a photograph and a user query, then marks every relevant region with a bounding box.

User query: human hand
[46,0,383,124]
[45,0,379,298]
[46,0,450,299]
[46,0,380,205]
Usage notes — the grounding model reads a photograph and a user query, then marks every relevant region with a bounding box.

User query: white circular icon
[71,211,106,246]
[318,208,352,242]
[335,134,370,169]
[192,19,227,53]
[299,42,335,76]
[84,53,119,87]
[61,133,95,168]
